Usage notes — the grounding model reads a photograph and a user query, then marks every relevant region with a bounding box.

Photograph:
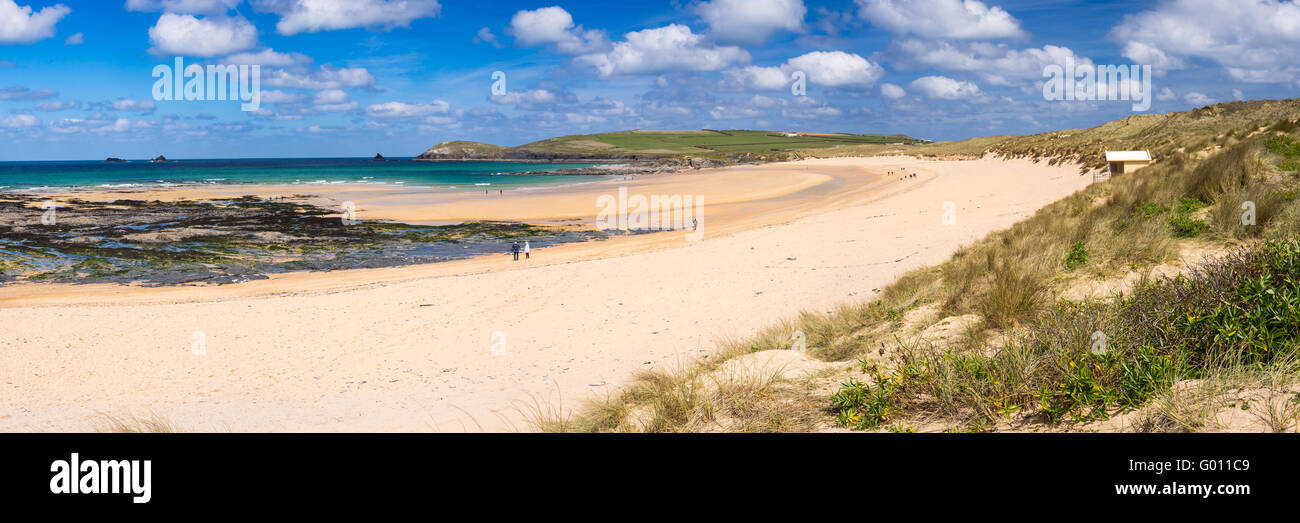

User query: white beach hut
[1105,150,1153,175]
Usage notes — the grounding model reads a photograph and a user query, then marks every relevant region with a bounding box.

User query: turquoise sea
[0,157,613,192]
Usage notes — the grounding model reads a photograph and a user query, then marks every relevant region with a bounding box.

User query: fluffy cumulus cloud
[725,51,884,90]
[880,82,906,99]
[263,65,375,89]
[891,39,1093,88]
[694,0,806,45]
[910,75,982,100]
[577,24,749,78]
[508,6,608,54]
[1112,0,1300,83]
[0,113,38,128]
[856,0,1025,39]
[0,0,70,44]
[1184,91,1215,106]
[223,47,311,67]
[364,99,450,119]
[148,13,258,56]
[125,0,241,13]
[253,0,442,36]
[787,51,884,87]
[258,89,306,103]
[312,89,357,111]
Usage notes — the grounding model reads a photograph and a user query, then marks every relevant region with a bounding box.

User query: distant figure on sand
[511,241,520,261]
[523,241,531,260]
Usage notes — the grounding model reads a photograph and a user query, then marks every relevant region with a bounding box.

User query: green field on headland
[416,129,926,161]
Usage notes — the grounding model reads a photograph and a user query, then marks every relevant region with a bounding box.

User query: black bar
[1,433,1292,511]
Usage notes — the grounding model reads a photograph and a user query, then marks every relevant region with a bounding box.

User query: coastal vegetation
[532,98,1300,433]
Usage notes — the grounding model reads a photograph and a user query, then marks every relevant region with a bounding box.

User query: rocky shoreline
[0,194,616,286]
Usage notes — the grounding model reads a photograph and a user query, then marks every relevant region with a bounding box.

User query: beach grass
[543,99,1300,433]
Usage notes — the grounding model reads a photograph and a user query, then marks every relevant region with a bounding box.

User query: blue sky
[0,0,1297,160]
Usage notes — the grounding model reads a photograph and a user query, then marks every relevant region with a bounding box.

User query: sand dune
[0,157,1090,432]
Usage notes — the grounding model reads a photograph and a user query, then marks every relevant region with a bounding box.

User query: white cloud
[35,98,77,111]
[0,113,38,128]
[489,88,565,109]
[892,39,1092,88]
[1233,88,1245,100]
[364,99,450,118]
[48,117,151,134]
[576,24,749,77]
[787,51,884,87]
[725,51,884,90]
[1120,41,1184,72]
[312,89,357,111]
[263,65,375,89]
[0,85,55,100]
[1184,91,1215,106]
[473,26,501,48]
[125,0,240,13]
[695,0,806,45]
[880,83,905,99]
[111,98,157,111]
[253,0,441,36]
[259,89,306,103]
[224,48,310,67]
[0,0,70,44]
[1113,0,1300,83]
[63,31,80,45]
[782,96,845,119]
[856,0,1024,39]
[708,103,766,120]
[148,13,258,57]
[911,75,982,100]
[508,6,608,54]
[724,65,792,90]
[1156,87,1177,101]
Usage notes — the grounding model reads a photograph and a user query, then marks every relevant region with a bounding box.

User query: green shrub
[1139,202,1169,217]
[1265,135,1300,157]
[1176,196,1207,214]
[1064,241,1089,270]
[1169,214,1207,237]
[833,240,1300,430]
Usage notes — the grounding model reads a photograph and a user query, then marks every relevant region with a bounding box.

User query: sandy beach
[0,156,1090,432]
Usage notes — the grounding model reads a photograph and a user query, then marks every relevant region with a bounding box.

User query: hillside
[806,98,1300,172]
[414,129,926,162]
[533,98,1300,433]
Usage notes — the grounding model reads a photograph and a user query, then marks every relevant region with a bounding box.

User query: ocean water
[0,157,614,192]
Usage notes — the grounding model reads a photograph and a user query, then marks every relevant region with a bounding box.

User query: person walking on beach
[511,241,520,261]
[523,241,531,260]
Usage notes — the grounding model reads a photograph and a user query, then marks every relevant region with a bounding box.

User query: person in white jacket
[523,241,531,260]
